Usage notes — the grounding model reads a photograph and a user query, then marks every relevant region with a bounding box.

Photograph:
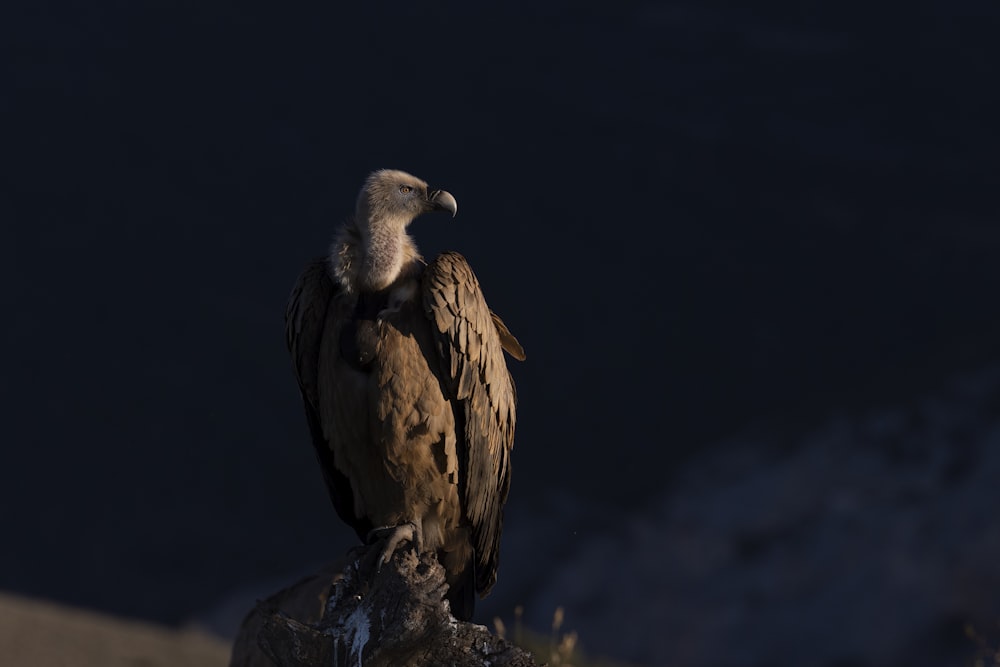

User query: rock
[232,545,537,667]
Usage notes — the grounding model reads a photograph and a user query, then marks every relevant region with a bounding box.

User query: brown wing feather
[286,259,333,403]
[422,251,521,596]
[491,311,526,361]
[285,258,369,538]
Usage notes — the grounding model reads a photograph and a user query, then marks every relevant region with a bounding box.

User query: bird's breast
[338,290,387,372]
[338,279,421,372]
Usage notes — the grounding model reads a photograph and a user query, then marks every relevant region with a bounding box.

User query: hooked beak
[427,189,458,217]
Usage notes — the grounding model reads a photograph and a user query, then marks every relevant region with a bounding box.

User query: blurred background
[2,1,999,665]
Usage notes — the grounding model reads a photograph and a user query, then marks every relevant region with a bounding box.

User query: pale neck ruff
[361,230,400,291]
[360,216,418,292]
[331,214,421,294]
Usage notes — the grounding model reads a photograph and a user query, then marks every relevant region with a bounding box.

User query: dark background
[2,0,998,663]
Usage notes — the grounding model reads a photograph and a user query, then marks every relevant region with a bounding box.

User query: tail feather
[444,560,477,622]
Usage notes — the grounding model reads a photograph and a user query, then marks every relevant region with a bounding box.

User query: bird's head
[356,169,457,232]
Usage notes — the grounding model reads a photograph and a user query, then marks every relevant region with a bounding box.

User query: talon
[369,521,423,571]
[366,525,394,545]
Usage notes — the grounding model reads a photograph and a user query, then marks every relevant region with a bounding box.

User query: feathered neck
[329,215,422,295]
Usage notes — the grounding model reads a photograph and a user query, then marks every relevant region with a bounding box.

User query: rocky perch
[230,545,537,667]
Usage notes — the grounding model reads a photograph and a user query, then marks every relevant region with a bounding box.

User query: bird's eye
[399,185,412,194]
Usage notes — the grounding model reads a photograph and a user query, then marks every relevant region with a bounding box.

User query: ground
[0,593,229,667]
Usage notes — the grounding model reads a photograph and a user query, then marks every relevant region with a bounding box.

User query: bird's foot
[366,522,423,571]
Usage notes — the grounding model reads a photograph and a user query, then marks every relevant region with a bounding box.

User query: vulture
[285,169,525,621]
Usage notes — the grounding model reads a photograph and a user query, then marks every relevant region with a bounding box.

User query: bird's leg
[366,521,424,570]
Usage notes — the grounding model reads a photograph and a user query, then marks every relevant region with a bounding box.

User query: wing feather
[285,258,367,538]
[422,251,522,595]
[286,259,333,403]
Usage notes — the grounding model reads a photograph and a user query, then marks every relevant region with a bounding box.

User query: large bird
[285,169,524,621]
